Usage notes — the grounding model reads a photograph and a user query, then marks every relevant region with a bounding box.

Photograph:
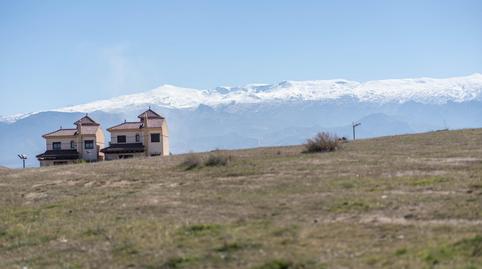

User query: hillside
[0,129,481,268]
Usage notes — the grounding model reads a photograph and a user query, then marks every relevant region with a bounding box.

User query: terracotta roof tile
[108,122,143,131]
[137,109,164,119]
[74,115,99,126]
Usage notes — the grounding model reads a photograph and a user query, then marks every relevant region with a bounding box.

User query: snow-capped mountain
[47,73,482,115]
[1,73,482,168]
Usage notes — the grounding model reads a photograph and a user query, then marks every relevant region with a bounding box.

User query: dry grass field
[1,129,481,268]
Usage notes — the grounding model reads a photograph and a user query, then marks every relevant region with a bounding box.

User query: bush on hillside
[303,132,340,153]
[181,154,202,170]
[205,153,232,167]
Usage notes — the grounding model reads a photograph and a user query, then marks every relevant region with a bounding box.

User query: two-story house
[36,115,105,166]
[101,109,169,160]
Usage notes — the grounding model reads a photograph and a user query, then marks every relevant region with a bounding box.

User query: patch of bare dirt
[384,170,448,178]
[24,192,48,201]
[317,214,482,227]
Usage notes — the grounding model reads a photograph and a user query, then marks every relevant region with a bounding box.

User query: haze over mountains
[1,73,482,167]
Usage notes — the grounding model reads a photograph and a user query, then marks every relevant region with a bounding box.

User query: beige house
[101,109,169,160]
[36,115,105,166]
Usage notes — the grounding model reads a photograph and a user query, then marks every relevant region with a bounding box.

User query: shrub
[205,154,232,167]
[303,132,339,153]
[180,154,202,170]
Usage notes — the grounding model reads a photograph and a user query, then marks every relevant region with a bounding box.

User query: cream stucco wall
[96,127,105,159]
[45,137,77,150]
[78,135,98,161]
[146,130,163,156]
[109,130,144,144]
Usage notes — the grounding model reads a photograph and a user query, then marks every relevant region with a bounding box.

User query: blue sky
[0,0,481,115]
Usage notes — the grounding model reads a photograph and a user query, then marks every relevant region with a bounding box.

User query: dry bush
[205,153,232,167]
[180,154,202,170]
[303,132,340,153]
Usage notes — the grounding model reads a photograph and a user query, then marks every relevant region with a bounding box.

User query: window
[52,142,61,150]
[150,133,160,143]
[84,140,94,149]
[117,135,126,143]
[135,134,140,142]
[70,140,75,149]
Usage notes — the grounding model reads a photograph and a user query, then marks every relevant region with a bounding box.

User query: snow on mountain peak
[3,74,482,120]
[51,73,482,113]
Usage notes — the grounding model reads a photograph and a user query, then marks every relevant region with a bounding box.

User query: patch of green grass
[112,241,139,257]
[253,259,322,269]
[215,241,260,253]
[410,176,449,186]
[5,234,55,250]
[82,226,106,237]
[179,224,222,236]
[421,235,482,266]
[161,256,199,269]
[329,200,371,213]
[44,204,61,209]
[253,260,293,269]
[338,181,355,189]
[0,227,6,238]
[452,235,482,257]
[394,248,407,256]
[271,225,298,237]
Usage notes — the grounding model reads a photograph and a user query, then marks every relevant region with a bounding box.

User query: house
[36,115,105,166]
[101,109,169,160]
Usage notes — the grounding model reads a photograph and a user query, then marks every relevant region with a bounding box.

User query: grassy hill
[1,129,481,268]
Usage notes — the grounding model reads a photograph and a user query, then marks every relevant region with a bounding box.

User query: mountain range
[1,73,482,168]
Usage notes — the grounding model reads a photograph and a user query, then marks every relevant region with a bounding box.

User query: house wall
[109,130,144,144]
[96,127,105,159]
[162,135,169,156]
[78,135,98,161]
[162,120,169,156]
[45,137,77,150]
[146,129,163,156]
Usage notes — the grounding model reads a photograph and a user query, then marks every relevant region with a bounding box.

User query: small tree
[303,132,340,153]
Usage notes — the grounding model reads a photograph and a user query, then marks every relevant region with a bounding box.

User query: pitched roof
[137,109,164,120]
[74,115,100,126]
[36,150,80,160]
[108,122,143,131]
[42,128,78,138]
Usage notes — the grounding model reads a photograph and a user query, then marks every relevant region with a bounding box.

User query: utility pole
[352,122,361,140]
[17,154,27,169]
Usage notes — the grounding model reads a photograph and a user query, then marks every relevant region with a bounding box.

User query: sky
[0,0,481,116]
